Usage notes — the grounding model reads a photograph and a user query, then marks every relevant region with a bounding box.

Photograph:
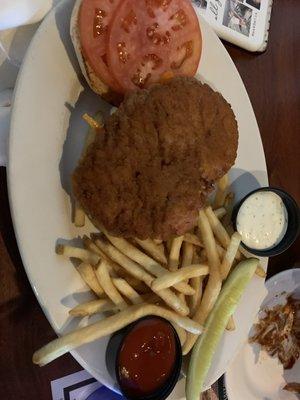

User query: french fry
[189,276,204,317]
[198,210,221,271]
[154,239,163,245]
[56,244,100,266]
[222,192,235,227]
[76,262,104,297]
[83,235,108,257]
[134,238,167,264]
[82,113,101,129]
[205,206,242,261]
[183,210,222,355]
[205,206,231,248]
[94,237,189,315]
[94,237,154,286]
[182,241,194,268]
[226,316,236,331]
[220,232,242,280]
[255,265,267,278]
[33,304,203,366]
[125,278,150,294]
[226,223,235,237]
[112,278,143,305]
[214,207,227,220]
[189,276,203,317]
[217,244,226,259]
[172,322,187,347]
[213,174,229,208]
[192,248,202,264]
[151,265,209,292]
[169,236,184,271]
[201,244,225,261]
[69,299,117,317]
[104,234,195,295]
[189,248,204,316]
[95,261,127,310]
[224,192,234,208]
[84,236,149,292]
[73,203,85,227]
[166,239,172,254]
[178,293,188,310]
[183,233,203,248]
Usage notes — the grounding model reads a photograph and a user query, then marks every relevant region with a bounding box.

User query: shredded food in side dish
[250,294,300,370]
[283,382,300,394]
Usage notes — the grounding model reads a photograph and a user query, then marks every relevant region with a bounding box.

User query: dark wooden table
[0,1,299,399]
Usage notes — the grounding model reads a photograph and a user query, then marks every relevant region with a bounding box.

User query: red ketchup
[117,317,177,398]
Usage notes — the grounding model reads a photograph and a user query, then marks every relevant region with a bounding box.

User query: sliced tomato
[79,0,122,92]
[107,0,202,93]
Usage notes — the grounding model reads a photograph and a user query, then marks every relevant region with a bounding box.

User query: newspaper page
[192,0,273,52]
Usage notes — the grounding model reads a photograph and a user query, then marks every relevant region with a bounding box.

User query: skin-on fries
[112,278,143,305]
[183,210,222,355]
[94,237,189,315]
[69,298,117,317]
[33,304,203,366]
[95,261,127,310]
[103,233,195,295]
[169,236,184,271]
[213,174,229,208]
[220,232,242,280]
[151,265,209,292]
[76,262,104,297]
[56,244,100,266]
[73,203,85,227]
[134,238,167,264]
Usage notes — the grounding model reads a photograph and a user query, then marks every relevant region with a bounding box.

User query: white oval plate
[8,0,268,397]
[226,269,300,400]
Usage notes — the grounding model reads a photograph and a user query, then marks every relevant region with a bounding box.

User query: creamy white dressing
[237,191,288,250]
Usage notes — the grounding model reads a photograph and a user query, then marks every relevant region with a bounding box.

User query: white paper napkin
[0,0,60,167]
[0,0,53,31]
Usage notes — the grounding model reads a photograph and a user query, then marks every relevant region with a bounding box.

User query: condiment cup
[113,316,182,400]
[232,187,300,257]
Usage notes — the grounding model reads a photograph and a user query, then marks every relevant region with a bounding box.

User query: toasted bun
[70,0,122,105]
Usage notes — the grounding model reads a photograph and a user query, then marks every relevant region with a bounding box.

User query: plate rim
[7,0,269,395]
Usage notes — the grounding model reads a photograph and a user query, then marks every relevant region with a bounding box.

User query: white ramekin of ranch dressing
[234,188,300,256]
[237,191,288,251]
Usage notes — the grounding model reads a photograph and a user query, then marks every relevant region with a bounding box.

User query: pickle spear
[186,258,259,400]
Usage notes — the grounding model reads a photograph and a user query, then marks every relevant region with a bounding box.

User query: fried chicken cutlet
[73,77,238,240]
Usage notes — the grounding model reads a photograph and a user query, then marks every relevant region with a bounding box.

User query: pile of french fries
[33,174,266,367]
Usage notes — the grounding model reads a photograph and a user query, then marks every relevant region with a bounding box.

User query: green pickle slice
[186,258,259,400]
